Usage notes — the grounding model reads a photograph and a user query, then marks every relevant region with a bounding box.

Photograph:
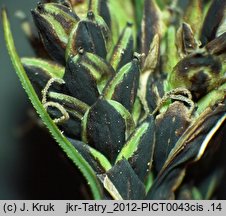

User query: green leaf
[2,8,102,199]
[133,0,145,30]
[108,0,135,44]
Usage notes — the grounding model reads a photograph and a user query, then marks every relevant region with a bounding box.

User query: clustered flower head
[3,0,226,199]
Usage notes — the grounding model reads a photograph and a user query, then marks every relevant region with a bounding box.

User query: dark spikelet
[206,32,226,55]
[109,22,134,71]
[153,102,191,173]
[5,0,226,201]
[21,57,64,89]
[100,159,146,199]
[69,138,110,174]
[117,115,155,181]
[47,106,82,138]
[31,3,79,64]
[200,0,226,46]
[103,57,140,112]
[145,73,165,112]
[64,51,114,105]
[67,11,109,58]
[176,22,198,57]
[146,102,226,199]
[140,0,161,56]
[98,0,111,30]
[170,54,222,99]
[83,99,127,163]
[63,53,100,105]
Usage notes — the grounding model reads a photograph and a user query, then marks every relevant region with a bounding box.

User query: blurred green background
[0,0,87,199]
[0,0,37,199]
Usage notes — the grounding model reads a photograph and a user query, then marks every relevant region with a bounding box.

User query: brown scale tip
[126,22,133,27]
[133,52,142,62]
[78,47,84,54]
[30,9,36,15]
[61,1,72,8]
[87,10,95,20]
[37,2,44,13]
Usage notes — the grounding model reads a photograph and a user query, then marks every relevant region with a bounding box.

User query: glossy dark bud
[63,51,114,105]
[140,0,162,57]
[109,22,134,71]
[89,0,111,29]
[147,100,226,199]
[21,57,64,89]
[69,138,112,174]
[176,22,199,58]
[31,2,79,64]
[99,159,146,199]
[169,54,223,100]
[66,11,111,59]
[200,0,226,46]
[153,102,191,173]
[206,32,226,55]
[145,72,166,112]
[103,56,140,112]
[116,115,155,181]
[82,99,135,163]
